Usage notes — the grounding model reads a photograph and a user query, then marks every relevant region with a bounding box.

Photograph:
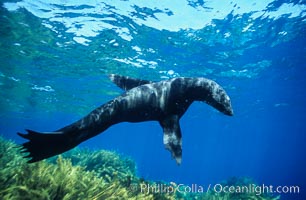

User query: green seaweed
[52,147,137,184]
[0,136,280,200]
[0,137,153,199]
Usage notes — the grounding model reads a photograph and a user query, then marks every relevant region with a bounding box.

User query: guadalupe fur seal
[18,74,233,164]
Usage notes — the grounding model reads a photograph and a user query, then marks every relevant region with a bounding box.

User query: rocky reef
[0,136,279,200]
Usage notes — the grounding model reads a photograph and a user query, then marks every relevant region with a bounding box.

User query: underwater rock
[0,137,153,199]
[0,137,279,200]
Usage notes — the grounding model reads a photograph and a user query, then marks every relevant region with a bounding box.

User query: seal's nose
[226,108,234,116]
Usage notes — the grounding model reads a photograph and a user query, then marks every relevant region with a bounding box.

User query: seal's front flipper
[18,129,79,163]
[109,74,153,91]
[160,116,182,165]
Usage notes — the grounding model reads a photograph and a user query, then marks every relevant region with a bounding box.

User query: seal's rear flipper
[109,74,153,91]
[160,116,182,165]
[18,129,78,163]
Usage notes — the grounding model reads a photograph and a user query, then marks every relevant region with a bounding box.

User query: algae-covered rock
[0,137,280,200]
[0,137,152,200]
[54,147,137,183]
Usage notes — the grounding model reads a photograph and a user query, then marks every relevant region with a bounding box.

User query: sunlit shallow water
[1,0,306,199]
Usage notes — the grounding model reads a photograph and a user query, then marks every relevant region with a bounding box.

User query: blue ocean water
[0,0,305,199]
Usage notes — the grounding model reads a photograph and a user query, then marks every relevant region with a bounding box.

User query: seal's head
[187,78,233,116]
[206,85,233,116]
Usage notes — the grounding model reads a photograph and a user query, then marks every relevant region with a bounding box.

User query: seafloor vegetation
[0,136,279,200]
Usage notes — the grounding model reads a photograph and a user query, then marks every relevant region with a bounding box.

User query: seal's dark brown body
[19,74,233,164]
